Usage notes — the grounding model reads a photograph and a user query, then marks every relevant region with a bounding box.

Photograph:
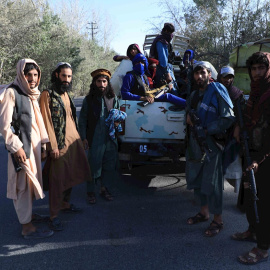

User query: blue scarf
[198,82,233,128]
[105,109,127,140]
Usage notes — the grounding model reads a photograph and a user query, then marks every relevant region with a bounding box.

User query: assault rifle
[11,153,22,172]
[189,109,212,162]
[137,85,170,107]
[236,98,259,223]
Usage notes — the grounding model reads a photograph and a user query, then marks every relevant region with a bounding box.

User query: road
[0,98,269,270]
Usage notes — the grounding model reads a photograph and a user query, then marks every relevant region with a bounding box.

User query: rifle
[10,153,22,172]
[137,85,170,107]
[188,109,212,162]
[236,98,259,223]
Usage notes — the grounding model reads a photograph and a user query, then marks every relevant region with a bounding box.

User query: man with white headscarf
[185,61,235,237]
[39,62,91,231]
[0,59,53,239]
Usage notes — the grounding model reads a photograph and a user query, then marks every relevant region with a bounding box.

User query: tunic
[39,91,91,214]
[0,88,45,223]
[79,95,119,191]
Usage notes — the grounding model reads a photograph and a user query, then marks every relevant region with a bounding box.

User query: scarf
[105,109,127,140]
[198,82,233,128]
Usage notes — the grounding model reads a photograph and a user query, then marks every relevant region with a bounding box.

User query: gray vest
[11,84,32,159]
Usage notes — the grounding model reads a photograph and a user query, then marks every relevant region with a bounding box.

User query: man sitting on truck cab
[121,53,186,107]
[149,22,179,95]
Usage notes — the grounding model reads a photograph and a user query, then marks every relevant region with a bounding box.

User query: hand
[50,148,60,160]
[247,161,258,173]
[186,114,193,127]
[233,125,240,143]
[114,122,120,127]
[168,83,173,91]
[15,148,26,163]
[141,96,154,104]
[166,73,172,83]
[41,150,47,161]
[82,139,89,150]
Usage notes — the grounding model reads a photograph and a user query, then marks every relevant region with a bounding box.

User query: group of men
[0,22,270,265]
[0,60,120,238]
[119,22,270,265]
[184,54,270,265]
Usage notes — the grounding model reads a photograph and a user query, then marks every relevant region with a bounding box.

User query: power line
[87,21,98,40]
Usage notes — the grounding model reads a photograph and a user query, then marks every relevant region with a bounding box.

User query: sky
[47,0,168,55]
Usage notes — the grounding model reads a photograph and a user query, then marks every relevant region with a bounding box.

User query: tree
[154,0,270,68]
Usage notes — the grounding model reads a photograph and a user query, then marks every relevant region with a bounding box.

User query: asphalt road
[0,98,269,270]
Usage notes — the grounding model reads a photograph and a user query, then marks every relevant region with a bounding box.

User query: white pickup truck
[111,34,190,167]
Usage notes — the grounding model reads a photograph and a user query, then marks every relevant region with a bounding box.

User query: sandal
[231,230,257,243]
[204,220,223,237]
[238,247,269,265]
[187,212,209,225]
[87,192,96,204]
[100,188,113,201]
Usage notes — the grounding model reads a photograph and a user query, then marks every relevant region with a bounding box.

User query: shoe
[87,192,96,204]
[187,212,209,225]
[23,229,54,239]
[31,213,50,223]
[204,220,223,237]
[231,230,257,243]
[61,204,82,213]
[48,217,64,231]
[238,247,269,265]
[100,188,113,201]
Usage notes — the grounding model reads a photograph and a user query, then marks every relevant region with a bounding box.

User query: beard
[93,84,108,96]
[55,78,72,94]
[195,77,209,90]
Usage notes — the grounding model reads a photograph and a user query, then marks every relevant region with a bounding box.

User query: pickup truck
[110,34,190,167]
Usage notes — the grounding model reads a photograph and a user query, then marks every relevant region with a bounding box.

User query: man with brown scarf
[234,52,270,265]
[39,62,91,231]
[0,59,53,239]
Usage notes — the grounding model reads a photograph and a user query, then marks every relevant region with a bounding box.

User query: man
[217,66,244,194]
[121,53,186,107]
[185,61,234,237]
[39,62,91,231]
[232,52,270,265]
[79,69,122,204]
[149,23,178,94]
[0,59,53,239]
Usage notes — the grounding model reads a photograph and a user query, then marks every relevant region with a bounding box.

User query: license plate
[139,145,148,153]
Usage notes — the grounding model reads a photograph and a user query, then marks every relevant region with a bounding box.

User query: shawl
[126,44,142,60]
[198,82,233,128]
[105,109,127,140]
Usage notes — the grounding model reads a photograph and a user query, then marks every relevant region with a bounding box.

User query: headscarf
[183,50,195,64]
[105,109,127,140]
[132,53,149,75]
[126,44,142,60]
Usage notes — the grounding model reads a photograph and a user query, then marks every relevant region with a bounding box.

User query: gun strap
[190,90,203,110]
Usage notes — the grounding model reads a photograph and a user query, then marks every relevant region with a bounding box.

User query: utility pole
[87,22,98,40]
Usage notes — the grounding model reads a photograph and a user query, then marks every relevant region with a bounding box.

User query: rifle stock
[137,86,169,107]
